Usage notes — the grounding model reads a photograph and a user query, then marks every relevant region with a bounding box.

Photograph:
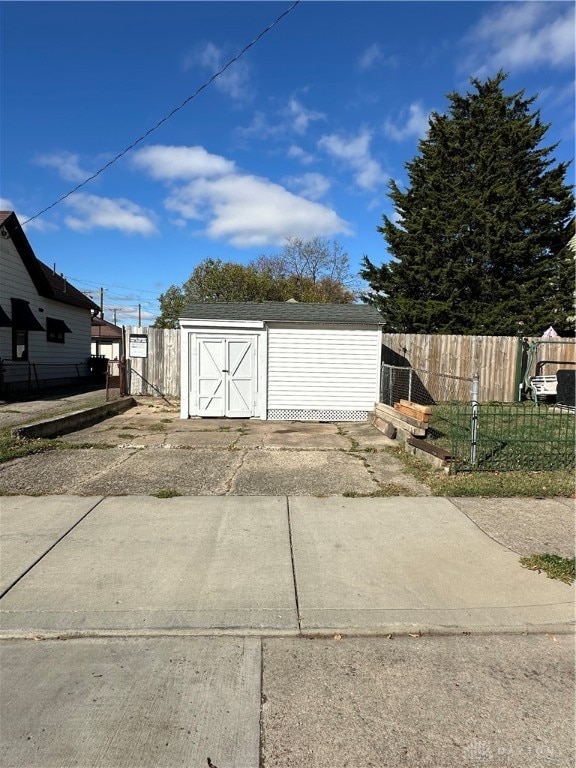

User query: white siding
[91,340,121,359]
[267,323,381,412]
[0,235,93,383]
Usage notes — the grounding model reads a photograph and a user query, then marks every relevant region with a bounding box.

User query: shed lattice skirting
[267,409,368,422]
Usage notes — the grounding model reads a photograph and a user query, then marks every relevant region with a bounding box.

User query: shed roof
[180,301,383,325]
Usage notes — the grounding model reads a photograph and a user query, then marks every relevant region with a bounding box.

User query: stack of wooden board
[393,400,432,423]
[371,400,432,439]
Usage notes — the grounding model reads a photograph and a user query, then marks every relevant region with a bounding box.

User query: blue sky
[1,1,574,326]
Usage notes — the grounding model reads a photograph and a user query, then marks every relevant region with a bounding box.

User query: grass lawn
[520,554,575,585]
[426,401,575,472]
[388,446,575,498]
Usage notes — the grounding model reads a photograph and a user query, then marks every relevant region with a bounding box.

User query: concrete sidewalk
[1,495,572,636]
[1,494,574,768]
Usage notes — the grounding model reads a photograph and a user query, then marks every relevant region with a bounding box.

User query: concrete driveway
[0,397,430,496]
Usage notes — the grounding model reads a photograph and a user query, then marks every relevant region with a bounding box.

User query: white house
[179,301,383,421]
[0,211,100,395]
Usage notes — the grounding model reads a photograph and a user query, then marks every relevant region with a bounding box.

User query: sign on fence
[129,334,148,358]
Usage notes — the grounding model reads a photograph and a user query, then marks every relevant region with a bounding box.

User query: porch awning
[48,318,72,333]
[0,304,12,327]
[11,298,45,331]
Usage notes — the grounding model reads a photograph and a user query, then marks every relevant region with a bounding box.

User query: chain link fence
[379,363,575,473]
[380,363,473,406]
[446,401,575,472]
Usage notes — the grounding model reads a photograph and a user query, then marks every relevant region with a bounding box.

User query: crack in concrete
[66,450,141,494]
[285,497,302,633]
[222,449,248,495]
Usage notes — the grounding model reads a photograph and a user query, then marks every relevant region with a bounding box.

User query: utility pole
[113,309,117,325]
[100,287,104,318]
[138,304,141,326]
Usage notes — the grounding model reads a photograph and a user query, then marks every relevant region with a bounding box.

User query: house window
[10,298,44,360]
[12,328,29,360]
[46,317,71,344]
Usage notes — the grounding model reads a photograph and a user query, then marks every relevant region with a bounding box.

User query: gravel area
[262,634,575,768]
[450,497,575,558]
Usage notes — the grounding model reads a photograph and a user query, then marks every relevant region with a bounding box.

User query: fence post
[470,373,480,466]
[118,356,125,397]
[514,333,525,402]
[408,368,413,402]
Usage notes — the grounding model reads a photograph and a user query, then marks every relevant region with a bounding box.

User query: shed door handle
[222,369,229,373]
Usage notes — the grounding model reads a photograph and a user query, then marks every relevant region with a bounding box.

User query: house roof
[0,211,100,313]
[180,301,383,325]
[91,317,123,339]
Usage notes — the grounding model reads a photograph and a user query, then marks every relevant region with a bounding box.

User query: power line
[71,275,162,295]
[21,0,300,227]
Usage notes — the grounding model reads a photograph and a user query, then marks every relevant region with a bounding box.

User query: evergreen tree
[361,72,574,335]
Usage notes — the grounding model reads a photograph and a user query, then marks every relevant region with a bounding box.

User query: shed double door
[196,336,257,417]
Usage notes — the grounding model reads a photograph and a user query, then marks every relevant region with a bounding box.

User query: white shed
[179,301,383,421]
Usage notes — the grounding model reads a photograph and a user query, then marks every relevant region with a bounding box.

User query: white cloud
[283,172,331,201]
[0,197,57,232]
[357,44,383,71]
[357,43,398,71]
[132,145,236,180]
[34,151,90,182]
[134,144,350,247]
[240,98,325,140]
[165,174,350,247]
[464,2,575,75]
[64,193,158,236]
[185,41,251,101]
[287,144,315,165]
[384,102,430,142]
[0,196,15,213]
[285,98,325,135]
[108,305,156,323]
[318,130,387,190]
[238,111,284,139]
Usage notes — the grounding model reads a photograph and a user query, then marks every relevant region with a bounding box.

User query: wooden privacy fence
[383,334,518,401]
[125,327,180,398]
[382,333,575,402]
[122,327,575,403]
[522,338,576,378]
